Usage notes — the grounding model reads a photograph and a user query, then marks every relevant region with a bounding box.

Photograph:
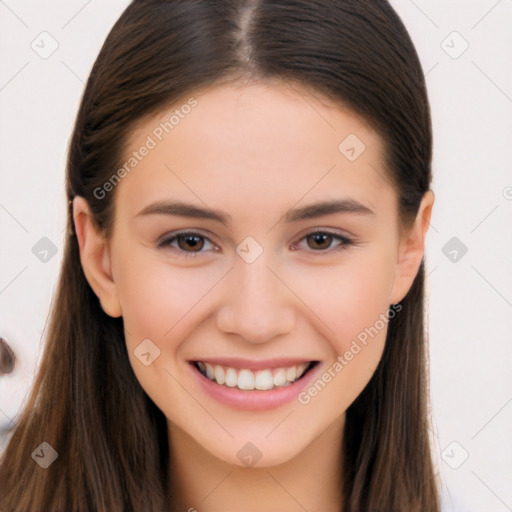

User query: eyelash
[157,230,354,258]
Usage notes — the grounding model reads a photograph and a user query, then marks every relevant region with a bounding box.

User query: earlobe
[72,196,122,318]
[389,190,435,304]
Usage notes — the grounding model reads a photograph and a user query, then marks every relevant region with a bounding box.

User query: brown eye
[176,234,204,252]
[306,232,334,250]
[158,231,215,257]
[292,230,353,255]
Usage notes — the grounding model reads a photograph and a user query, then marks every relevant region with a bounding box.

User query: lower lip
[188,361,321,411]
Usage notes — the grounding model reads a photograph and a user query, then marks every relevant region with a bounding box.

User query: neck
[167,415,345,512]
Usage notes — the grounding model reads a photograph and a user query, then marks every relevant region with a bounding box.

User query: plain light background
[1,1,511,510]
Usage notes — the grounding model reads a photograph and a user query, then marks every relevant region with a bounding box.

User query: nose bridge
[216,247,295,343]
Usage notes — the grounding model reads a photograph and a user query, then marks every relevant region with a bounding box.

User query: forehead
[115,81,395,223]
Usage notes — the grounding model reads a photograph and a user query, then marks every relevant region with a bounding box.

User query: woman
[0,1,440,510]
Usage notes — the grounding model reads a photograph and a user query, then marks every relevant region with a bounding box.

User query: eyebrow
[135,198,375,227]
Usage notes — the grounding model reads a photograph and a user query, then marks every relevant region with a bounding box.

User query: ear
[72,196,122,318]
[389,190,435,304]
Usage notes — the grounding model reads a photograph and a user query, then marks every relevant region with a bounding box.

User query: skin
[73,80,434,511]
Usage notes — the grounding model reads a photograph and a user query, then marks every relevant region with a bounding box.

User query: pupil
[309,233,331,249]
[180,235,203,251]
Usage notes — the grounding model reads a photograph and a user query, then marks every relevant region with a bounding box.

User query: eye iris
[307,233,332,250]
[178,234,204,252]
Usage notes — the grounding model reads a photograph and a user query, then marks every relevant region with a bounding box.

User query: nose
[216,253,296,344]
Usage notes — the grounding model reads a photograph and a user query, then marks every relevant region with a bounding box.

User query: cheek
[288,248,396,352]
[294,253,396,412]
[111,248,224,414]
[335,258,394,350]
[113,246,224,348]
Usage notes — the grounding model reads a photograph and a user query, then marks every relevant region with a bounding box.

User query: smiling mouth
[191,360,319,391]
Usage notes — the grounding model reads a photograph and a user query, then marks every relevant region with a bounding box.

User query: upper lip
[189,357,317,370]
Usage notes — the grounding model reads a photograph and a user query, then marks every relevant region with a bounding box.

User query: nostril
[0,337,16,376]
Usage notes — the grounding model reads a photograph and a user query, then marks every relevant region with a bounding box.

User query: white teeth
[296,362,308,379]
[238,369,255,390]
[273,368,286,387]
[195,361,313,390]
[285,366,296,382]
[254,369,274,390]
[205,362,214,379]
[224,367,238,387]
[214,365,225,385]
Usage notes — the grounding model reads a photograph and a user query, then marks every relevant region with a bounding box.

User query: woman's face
[75,81,431,467]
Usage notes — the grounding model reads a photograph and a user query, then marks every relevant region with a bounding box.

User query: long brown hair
[0,1,439,510]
